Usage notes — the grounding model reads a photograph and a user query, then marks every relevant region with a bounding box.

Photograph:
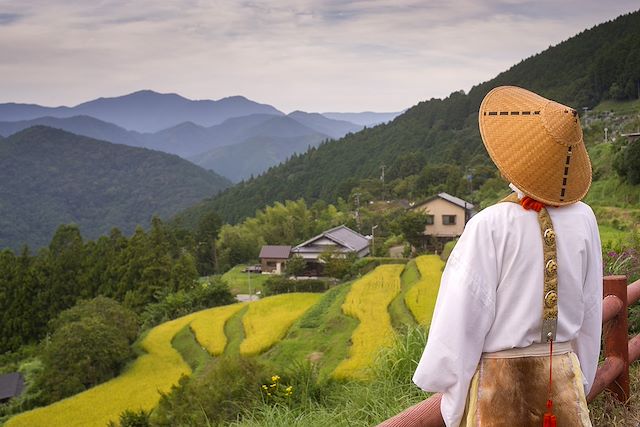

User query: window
[442,215,457,225]
[425,215,434,225]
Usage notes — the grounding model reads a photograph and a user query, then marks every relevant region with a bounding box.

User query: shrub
[107,409,150,427]
[141,279,235,328]
[38,317,133,402]
[151,357,269,426]
[50,296,139,343]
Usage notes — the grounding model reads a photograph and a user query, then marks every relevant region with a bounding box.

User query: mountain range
[174,9,640,225]
[0,126,232,250]
[0,90,283,133]
[0,92,376,182]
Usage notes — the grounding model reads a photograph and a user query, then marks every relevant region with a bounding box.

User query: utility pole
[380,164,386,201]
[371,224,378,256]
[248,268,252,302]
[354,192,361,231]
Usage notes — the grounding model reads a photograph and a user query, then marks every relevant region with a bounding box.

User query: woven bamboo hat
[478,86,592,206]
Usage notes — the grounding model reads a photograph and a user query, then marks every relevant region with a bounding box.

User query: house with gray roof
[291,225,370,263]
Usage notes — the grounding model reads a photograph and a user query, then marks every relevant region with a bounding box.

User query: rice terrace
[4,260,440,427]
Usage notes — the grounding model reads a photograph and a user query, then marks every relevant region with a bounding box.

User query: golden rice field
[404,255,444,327]
[332,264,404,379]
[239,293,322,357]
[190,303,246,355]
[5,313,198,427]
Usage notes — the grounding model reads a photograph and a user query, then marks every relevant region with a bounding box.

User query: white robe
[412,197,603,427]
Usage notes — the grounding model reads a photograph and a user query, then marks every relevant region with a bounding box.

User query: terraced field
[333,264,404,379]
[404,255,444,327]
[7,258,446,425]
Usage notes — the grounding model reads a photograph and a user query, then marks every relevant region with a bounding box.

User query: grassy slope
[171,326,212,375]
[224,305,249,356]
[388,261,419,330]
[221,265,270,294]
[260,284,359,378]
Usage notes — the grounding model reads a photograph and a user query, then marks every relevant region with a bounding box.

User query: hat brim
[478,86,592,206]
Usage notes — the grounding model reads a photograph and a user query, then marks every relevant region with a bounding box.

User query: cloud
[0,0,638,111]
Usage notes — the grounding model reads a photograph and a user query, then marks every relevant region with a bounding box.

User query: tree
[285,255,307,277]
[319,249,357,279]
[195,211,222,275]
[393,210,430,249]
[50,296,139,344]
[39,317,132,402]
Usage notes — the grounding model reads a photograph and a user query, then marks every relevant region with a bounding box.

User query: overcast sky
[0,1,638,113]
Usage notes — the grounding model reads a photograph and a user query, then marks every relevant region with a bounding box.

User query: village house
[258,245,291,274]
[411,192,475,251]
[291,225,370,275]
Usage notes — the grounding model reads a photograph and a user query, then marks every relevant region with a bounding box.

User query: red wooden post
[603,275,629,402]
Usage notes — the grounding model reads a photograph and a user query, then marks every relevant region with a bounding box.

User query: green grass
[223,305,249,356]
[260,284,359,379]
[171,325,212,375]
[388,261,419,330]
[221,265,269,294]
[591,98,640,114]
[441,239,457,262]
[599,224,628,247]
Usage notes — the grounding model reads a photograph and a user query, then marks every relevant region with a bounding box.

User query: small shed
[0,372,25,403]
[259,245,291,274]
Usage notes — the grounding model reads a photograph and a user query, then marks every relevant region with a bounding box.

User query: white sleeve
[412,216,498,427]
[572,216,603,395]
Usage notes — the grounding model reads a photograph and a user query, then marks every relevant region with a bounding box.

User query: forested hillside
[178,10,640,224]
[0,126,231,249]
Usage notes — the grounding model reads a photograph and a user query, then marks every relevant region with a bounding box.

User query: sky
[0,1,638,113]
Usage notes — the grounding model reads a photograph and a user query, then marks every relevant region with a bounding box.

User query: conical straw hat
[478,86,592,206]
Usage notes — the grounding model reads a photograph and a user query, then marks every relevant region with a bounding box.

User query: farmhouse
[291,225,370,274]
[0,372,24,403]
[258,245,291,274]
[411,192,475,250]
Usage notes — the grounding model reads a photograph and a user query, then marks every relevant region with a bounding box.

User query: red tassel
[543,400,557,426]
[543,413,557,427]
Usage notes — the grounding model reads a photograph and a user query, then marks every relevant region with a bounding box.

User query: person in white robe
[412,86,603,427]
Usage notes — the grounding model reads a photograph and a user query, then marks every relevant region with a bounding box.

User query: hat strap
[499,193,558,341]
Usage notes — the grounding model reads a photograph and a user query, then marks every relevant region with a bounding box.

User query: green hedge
[263,276,330,296]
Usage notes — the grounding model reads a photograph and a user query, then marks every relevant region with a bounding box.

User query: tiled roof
[293,225,370,253]
[413,192,474,210]
[259,245,291,259]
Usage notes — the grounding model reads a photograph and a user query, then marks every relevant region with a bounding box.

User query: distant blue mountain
[287,111,362,138]
[321,111,402,127]
[0,90,284,132]
[0,115,146,147]
[190,115,331,182]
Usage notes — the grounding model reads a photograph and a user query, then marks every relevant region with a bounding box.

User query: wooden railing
[379,276,640,427]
